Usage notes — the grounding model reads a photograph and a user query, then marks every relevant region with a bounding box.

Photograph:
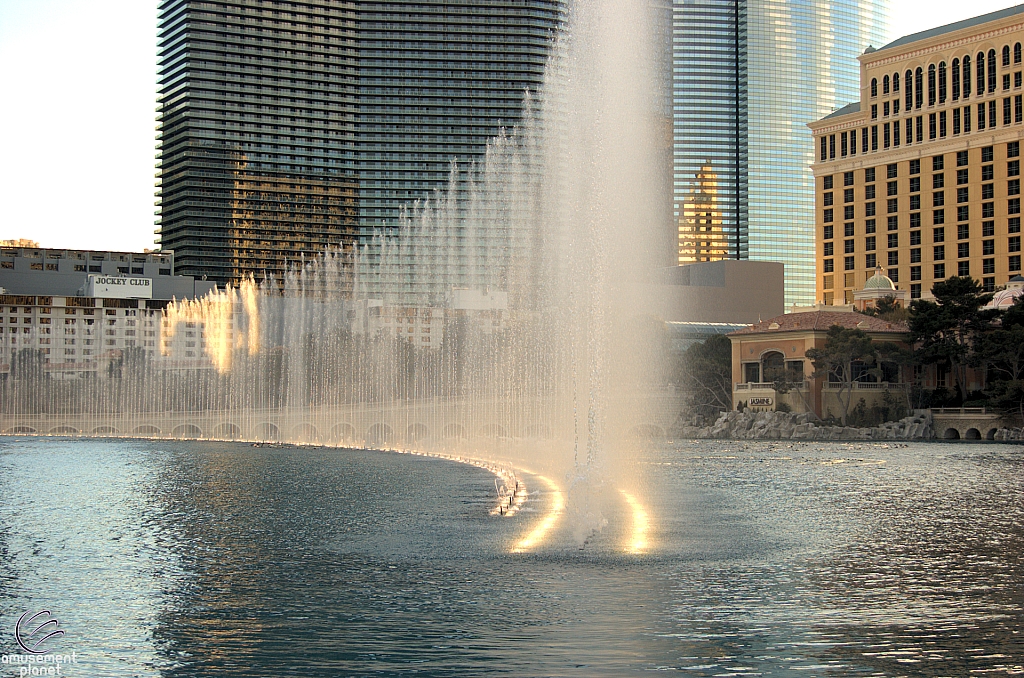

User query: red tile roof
[728,311,909,336]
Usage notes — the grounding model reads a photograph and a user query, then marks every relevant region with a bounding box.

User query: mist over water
[2,0,671,537]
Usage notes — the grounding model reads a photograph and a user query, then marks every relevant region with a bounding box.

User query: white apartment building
[0,294,168,379]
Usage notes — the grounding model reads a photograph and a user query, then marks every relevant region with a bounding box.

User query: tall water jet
[521,0,668,535]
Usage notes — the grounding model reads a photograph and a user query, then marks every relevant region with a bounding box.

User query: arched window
[883,74,890,94]
[870,78,878,97]
[977,52,985,94]
[893,71,900,91]
[928,64,937,106]
[1015,42,1022,64]
[939,62,947,103]
[905,70,913,109]
[1003,45,1011,67]
[952,58,960,99]
[915,67,923,109]
[988,49,997,92]
[963,55,971,97]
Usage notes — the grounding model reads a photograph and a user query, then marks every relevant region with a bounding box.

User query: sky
[0,0,1020,253]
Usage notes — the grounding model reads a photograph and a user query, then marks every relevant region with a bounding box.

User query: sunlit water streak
[618,489,649,554]
[513,472,565,553]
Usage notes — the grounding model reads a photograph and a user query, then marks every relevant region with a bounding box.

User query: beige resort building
[728,302,910,421]
[809,6,1024,305]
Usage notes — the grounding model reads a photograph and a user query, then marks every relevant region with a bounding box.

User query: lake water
[0,437,1020,676]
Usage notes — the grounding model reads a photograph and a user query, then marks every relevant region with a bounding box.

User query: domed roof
[986,286,1024,309]
[863,267,896,291]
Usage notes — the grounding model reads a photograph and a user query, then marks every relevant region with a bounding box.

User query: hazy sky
[0,0,1019,252]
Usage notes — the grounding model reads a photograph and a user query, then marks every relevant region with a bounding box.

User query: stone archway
[407,423,430,443]
[964,428,981,440]
[943,427,961,440]
[213,423,241,440]
[49,426,80,435]
[293,423,320,443]
[761,350,785,382]
[172,424,203,439]
[523,423,552,439]
[329,423,357,445]
[477,423,507,438]
[367,423,394,446]
[134,425,161,436]
[255,422,280,442]
[441,423,466,439]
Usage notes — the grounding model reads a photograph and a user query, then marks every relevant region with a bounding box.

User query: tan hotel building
[809,6,1024,304]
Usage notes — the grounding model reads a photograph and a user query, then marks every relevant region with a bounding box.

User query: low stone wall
[688,410,936,441]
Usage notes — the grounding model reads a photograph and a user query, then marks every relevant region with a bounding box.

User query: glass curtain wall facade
[672,0,742,264]
[157,0,562,284]
[354,1,562,238]
[744,0,888,306]
[673,0,889,306]
[157,0,360,285]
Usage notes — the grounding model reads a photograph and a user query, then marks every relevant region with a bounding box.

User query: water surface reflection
[0,439,1020,676]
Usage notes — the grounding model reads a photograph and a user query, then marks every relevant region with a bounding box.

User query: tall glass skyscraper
[672,0,889,306]
[157,0,360,284]
[354,1,562,237]
[673,0,741,264]
[157,1,562,284]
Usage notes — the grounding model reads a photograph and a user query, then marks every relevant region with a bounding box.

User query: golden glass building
[677,163,730,263]
[809,6,1024,304]
[674,0,888,307]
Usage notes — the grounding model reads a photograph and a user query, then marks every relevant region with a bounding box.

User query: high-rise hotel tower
[810,6,1024,305]
[672,0,889,306]
[157,0,562,285]
[156,1,359,284]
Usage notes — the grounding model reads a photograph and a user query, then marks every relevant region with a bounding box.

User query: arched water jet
[0,0,668,547]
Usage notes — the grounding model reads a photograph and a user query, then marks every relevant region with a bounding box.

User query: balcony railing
[735,381,908,391]
[822,381,908,390]
[734,381,809,391]
[931,407,991,415]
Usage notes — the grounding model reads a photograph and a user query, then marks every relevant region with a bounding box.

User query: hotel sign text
[86,275,153,300]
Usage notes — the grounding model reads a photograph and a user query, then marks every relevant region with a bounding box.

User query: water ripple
[0,438,1020,676]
